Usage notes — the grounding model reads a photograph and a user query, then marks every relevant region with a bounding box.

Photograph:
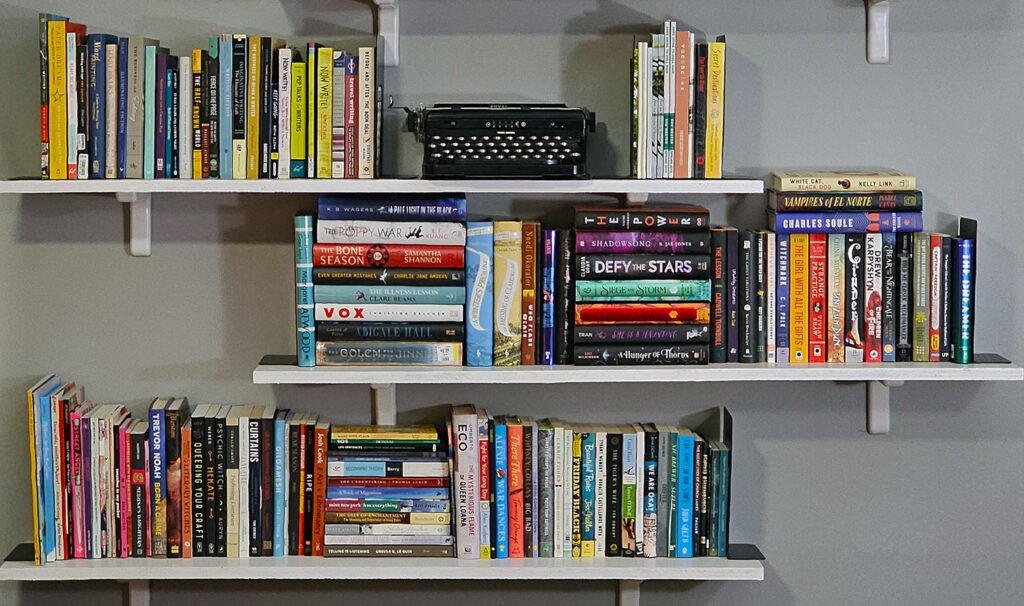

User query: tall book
[290,53,307,177]
[125,37,157,178]
[952,218,977,364]
[316,46,334,178]
[807,234,827,363]
[895,233,914,361]
[226,407,241,557]
[306,43,320,177]
[845,234,866,362]
[47,20,68,179]
[178,54,192,180]
[929,234,944,362]
[789,234,809,363]
[508,419,525,558]
[493,418,509,558]
[40,15,68,178]
[479,412,493,558]
[105,41,120,178]
[245,37,261,178]
[357,46,375,178]
[703,37,725,179]
[521,223,539,365]
[691,42,707,178]
[826,234,846,363]
[165,398,191,558]
[331,51,347,178]
[191,48,204,179]
[541,230,558,365]
[295,214,315,366]
[493,221,524,366]
[66,31,79,179]
[190,405,208,556]
[219,35,233,179]
[344,53,359,178]
[277,47,292,179]
[864,233,884,362]
[554,230,574,364]
[453,405,480,558]
[776,233,790,363]
[738,231,756,363]
[207,40,220,178]
[143,45,161,180]
[148,398,170,557]
[881,232,897,362]
[466,222,495,366]
[231,35,247,179]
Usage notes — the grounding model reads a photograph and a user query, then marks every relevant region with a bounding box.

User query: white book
[278,49,292,179]
[562,422,573,556]
[65,33,78,179]
[105,43,118,178]
[637,42,648,179]
[594,428,607,558]
[767,232,777,363]
[226,406,244,558]
[317,220,467,246]
[48,384,71,560]
[179,55,192,180]
[665,21,676,179]
[552,422,564,558]
[357,46,375,178]
[314,303,463,323]
[452,404,480,559]
[238,406,249,558]
[331,50,346,178]
[360,524,451,536]
[652,34,663,179]
[324,534,453,546]
[632,423,645,556]
[686,32,696,176]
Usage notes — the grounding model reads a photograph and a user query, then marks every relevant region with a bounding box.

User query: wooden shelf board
[0,178,764,196]
[253,360,1024,385]
[0,555,763,582]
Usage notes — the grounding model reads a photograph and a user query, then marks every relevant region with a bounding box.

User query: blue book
[295,214,315,366]
[36,378,64,562]
[117,38,128,178]
[143,45,157,179]
[317,195,468,221]
[326,486,450,500]
[621,431,636,556]
[272,413,287,556]
[675,432,694,557]
[716,445,730,556]
[541,230,557,365]
[494,421,509,558]
[219,37,232,178]
[580,431,596,553]
[154,51,168,177]
[314,284,466,305]
[952,236,975,363]
[465,222,494,366]
[86,34,117,178]
[666,429,679,556]
[882,231,897,362]
[776,234,790,361]
[769,211,924,234]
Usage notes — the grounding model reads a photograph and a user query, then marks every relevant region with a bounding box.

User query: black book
[573,344,709,365]
[204,404,218,556]
[845,234,866,362]
[710,228,728,362]
[129,422,149,557]
[165,398,188,558]
[261,407,277,556]
[642,428,658,558]
[522,421,534,556]
[231,36,247,162]
[270,61,279,178]
[248,407,262,556]
[76,44,88,175]
[940,235,952,361]
[691,42,709,178]
[214,405,228,556]
[303,415,315,556]
[190,405,207,556]
[207,53,219,178]
[895,232,914,361]
[287,415,302,556]
[258,37,272,178]
[725,228,739,362]
[605,432,622,557]
[199,50,211,178]
[707,445,719,556]
[738,231,757,363]
[698,436,710,556]
[169,61,179,178]
[755,231,767,363]
[554,230,574,364]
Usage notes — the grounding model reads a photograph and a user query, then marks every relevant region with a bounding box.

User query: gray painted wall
[2,0,1023,604]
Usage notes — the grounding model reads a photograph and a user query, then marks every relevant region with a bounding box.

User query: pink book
[119,420,132,557]
[68,400,95,559]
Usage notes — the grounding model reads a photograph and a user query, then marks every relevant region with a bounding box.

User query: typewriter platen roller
[407,104,596,178]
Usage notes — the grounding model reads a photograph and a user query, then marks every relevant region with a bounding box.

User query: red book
[181,423,192,558]
[929,234,942,361]
[312,243,465,268]
[327,477,449,487]
[118,420,131,558]
[507,421,524,558]
[521,223,539,365]
[312,422,328,556]
[297,421,306,555]
[574,302,711,325]
[808,234,828,363]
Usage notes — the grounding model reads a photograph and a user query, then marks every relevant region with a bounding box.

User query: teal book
[674,432,694,557]
[143,45,157,179]
[217,36,233,179]
[313,284,466,305]
[715,441,730,557]
[272,411,287,556]
[294,214,315,366]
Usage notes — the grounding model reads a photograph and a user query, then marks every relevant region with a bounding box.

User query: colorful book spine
[691,43,707,178]
[776,234,790,361]
[478,413,492,558]
[230,35,246,179]
[47,20,68,180]
[864,233,884,362]
[554,230,574,364]
[770,211,925,234]
[357,46,375,178]
[143,45,157,179]
[219,35,232,179]
[895,233,914,361]
[493,222,523,366]
[827,234,846,363]
[294,215,315,366]
[521,224,539,366]
[703,39,725,179]
[245,38,260,178]
[314,304,463,323]
[290,56,307,177]
[574,302,709,324]
[940,236,952,361]
[789,234,808,363]
[315,342,462,365]
[192,48,204,179]
[574,323,708,344]
[725,229,739,361]
[344,53,358,178]
[153,50,167,178]
[493,421,509,558]
[808,234,827,363]
[769,190,924,212]
[845,234,866,362]
[466,222,495,367]
[330,51,346,178]
[207,40,220,178]
[952,236,975,364]
[620,430,636,557]
[507,422,524,558]
[314,285,465,305]
[317,220,466,246]
[315,46,333,178]
[929,234,943,361]
[641,430,657,558]
[710,229,727,361]
[117,37,128,178]
[105,40,120,178]
[574,344,709,365]
[316,322,463,342]
[541,230,557,365]
[149,405,166,556]
[276,47,291,179]
[675,433,694,557]
[913,232,931,361]
[580,431,596,557]
[570,430,582,557]
[575,231,707,254]
[313,244,464,269]
[166,55,178,178]
[273,414,286,556]
[576,279,711,302]
[576,254,710,280]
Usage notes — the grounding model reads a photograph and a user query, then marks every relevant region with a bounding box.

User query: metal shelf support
[116,192,152,257]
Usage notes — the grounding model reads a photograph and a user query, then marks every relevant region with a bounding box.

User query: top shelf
[0,178,764,197]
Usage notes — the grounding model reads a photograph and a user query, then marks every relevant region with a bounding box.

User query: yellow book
[47,21,67,180]
[316,47,333,178]
[191,49,203,179]
[571,430,582,557]
[789,233,809,363]
[291,59,307,177]
[493,221,523,366]
[232,34,247,179]
[246,37,261,178]
[704,39,725,179]
[307,48,318,178]
[329,424,438,441]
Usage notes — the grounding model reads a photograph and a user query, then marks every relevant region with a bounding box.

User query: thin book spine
[295,214,315,366]
[808,233,827,363]
[541,230,557,365]
[290,55,307,178]
[149,403,167,557]
[913,232,930,361]
[845,234,867,362]
[231,35,247,179]
[316,47,333,178]
[493,421,508,558]
[331,51,346,178]
[178,54,192,180]
[827,234,846,362]
[277,47,291,179]
[357,46,375,178]
[789,234,808,362]
[864,233,884,362]
[882,232,897,362]
[105,43,118,178]
[521,223,539,365]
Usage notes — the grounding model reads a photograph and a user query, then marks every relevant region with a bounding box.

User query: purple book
[769,211,924,234]
[541,230,557,365]
[82,414,94,558]
[154,52,168,178]
[575,231,709,254]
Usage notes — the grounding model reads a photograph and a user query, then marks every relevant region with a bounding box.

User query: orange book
[673,30,693,178]
[507,420,524,558]
[312,421,328,556]
[181,423,192,558]
[789,234,809,362]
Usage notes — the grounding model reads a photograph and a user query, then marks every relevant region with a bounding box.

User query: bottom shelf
[1,546,764,582]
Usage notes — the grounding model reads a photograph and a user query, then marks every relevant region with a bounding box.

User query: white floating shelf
[0,178,764,196]
[0,555,763,582]
[253,361,1023,385]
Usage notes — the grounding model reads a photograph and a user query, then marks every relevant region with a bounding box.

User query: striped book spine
[331,51,346,178]
[295,215,315,367]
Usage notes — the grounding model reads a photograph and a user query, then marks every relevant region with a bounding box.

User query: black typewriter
[407,104,596,178]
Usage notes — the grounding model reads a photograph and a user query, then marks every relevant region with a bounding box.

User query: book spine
[493,222,524,366]
[952,237,975,363]
[315,341,462,365]
[192,48,203,179]
[911,233,930,361]
[323,545,454,557]
[318,197,467,221]
[726,229,739,361]
[943,236,955,360]
[605,434,622,556]
[896,233,914,361]
[789,234,809,362]
[312,425,328,556]
[766,233,777,362]
[181,424,192,558]
[641,431,657,558]
[929,234,942,361]
[296,423,306,554]
[704,40,725,179]
[478,414,492,558]
[306,44,316,177]
[191,415,206,556]
[313,243,464,269]
[153,51,167,177]
[169,58,179,178]
[540,231,558,365]
[208,412,221,556]
[755,233,767,362]
[331,51,346,178]
[574,302,709,324]
[738,233,756,362]
[575,231,708,254]
[295,215,315,366]
[262,414,275,556]
[258,39,271,178]
[82,414,93,558]
[574,211,709,232]
[130,429,148,556]
[674,29,691,178]
[245,38,260,178]
[539,425,554,556]
[70,412,85,558]
[317,322,463,342]
[285,421,299,555]
[125,38,144,178]
[493,422,508,558]
[770,190,924,212]
[675,434,694,557]
[165,410,183,557]
[238,414,250,559]
[342,53,357,178]
[881,232,897,362]
[314,303,463,323]
[620,431,636,557]
[317,220,466,246]
[117,38,128,178]
[554,230,574,364]
[808,234,827,363]
[507,423,524,557]
[466,222,495,366]
[845,234,867,362]
[574,323,708,344]
[772,212,925,234]
[315,46,332,178]
[66,33,79,179]
[315,285,464,305]
[576,279,711,301]
[576,255,711,279]
[143,46,157,179]
[149,407,166,556]
[357,47,374,178]
[105,43,118,178]
[178,54,192,180]
[574,344,709,365]
[272,417,286,556]
[202,51,214,178]
[452,409,480,559]
[774,173,916,192]
[570,431,582,557]
[47,21,67,179]
[827,234,846,362]
[314,266,466,286]
[226,420,239,558]
[40,15,55,178]
[291,57,307,177]
[691,43,707,178]
[219,37,232,179]
[630,42,638,177]
[562,426,573,556]
[864,233,884,362]
[522,224,538,366]
[581,432,596,557]
[231,35,246,179]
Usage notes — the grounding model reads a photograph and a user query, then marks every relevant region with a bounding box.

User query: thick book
[316,322,463,342]
[880,232,897,362]
[769,190,924,212]
[769,211,924,234]
[574,344,709,365]
[314,303,463,323]
[452,405,480,558]
[691,43,708,178]
[864,233,884,362]
[87,34,118,178]
[574,303,709,324]
[675,431,694,557]
[206,46,220,178]
[725,229,739,362]
[673,29,693,178]
[324,544,453,557]
[313,244,464,268]
[703,38,725,179]
[845,234,867,362]
[952,218,977,363]
[105,41,121,177]
[313,267,465,286]
[314,284,464,305]
[466,222,495,366]
[190,405,208,556]
[738,232,756,363]
[580,430,596,556]
[554,230,574,365]
[295,214,315,366]
[574,203,709,231]
[165,398,190,558]
[507,420,525,558]
[789,234,808,363]
[315,46,333,178]
[493,222,523,366]
[575,279,710,301]
[522,223,539,366]
[315,341,462,365]
[148,399,169,556]
[710,228,728,361]
[605,432,622,557]
[576,254,711,280]
[770,168,916,192]
[826,234,846,362]
[47,21,68,180]
[574,231,708,254]
[317,195,467,221]
[929,234,944,362]
[574,323,708,344]
[357,46,375,178]
[317,221,466,246]
[493,420,509,558]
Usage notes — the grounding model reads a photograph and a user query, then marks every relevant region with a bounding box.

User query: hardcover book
[770,168,916,192]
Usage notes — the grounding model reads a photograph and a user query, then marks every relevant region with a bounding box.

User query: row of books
[38,13,381,181]
[24,375,352,564]
[631,20,725,179]
[449,405,731,559]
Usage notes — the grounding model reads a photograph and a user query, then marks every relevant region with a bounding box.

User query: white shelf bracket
[373,0,399,66]
[370,383,398,425]
[865,380,902,434]
[866,0,893,64]
[119,579,151,606]
[618,580,643,606]
[116,192,152,257]
[623,192,649,206]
